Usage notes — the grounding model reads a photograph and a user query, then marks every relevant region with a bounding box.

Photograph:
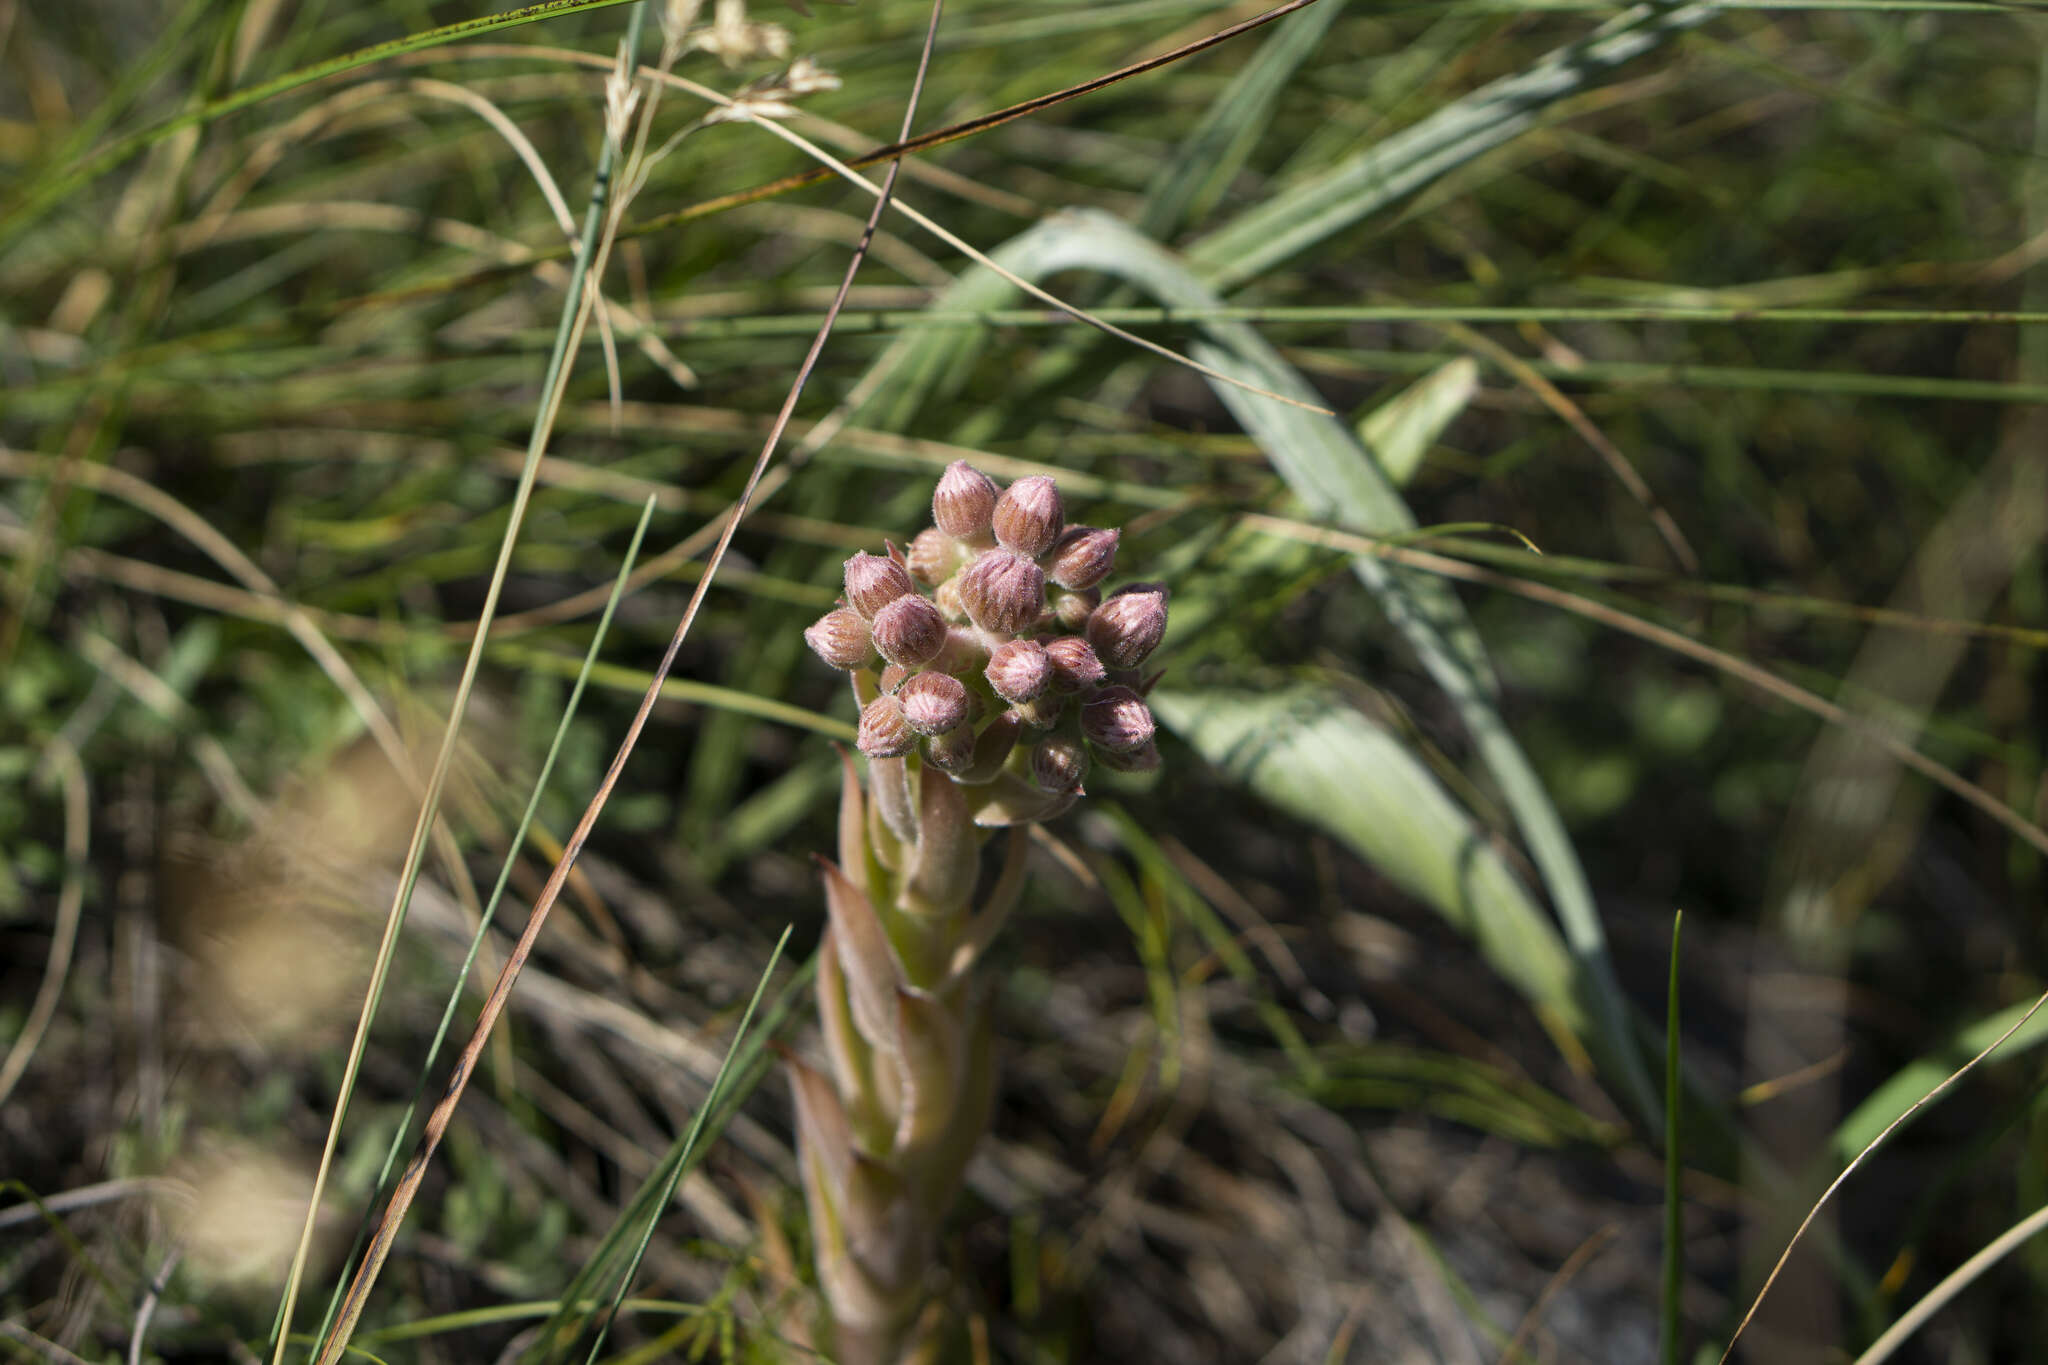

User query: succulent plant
[793,462,1167,1362]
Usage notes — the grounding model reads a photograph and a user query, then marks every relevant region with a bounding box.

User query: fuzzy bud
[1094,737,1161,773]
[993,475,1064,558]
[1030,735,1089,793]
[958,551,1045,636]
[1047,525,1117,590]
[1085,582,1168,669]
[844,551,914,619]
[907,527,961,587]
[896,670,969,736]
[804,607,872,670]
[1081,685,1155,753]
[856,695,917,758]
[1011,693,1065,730]
[923,723,977,774]
[1042,635,1106,692]
[1053,587,1099,633]
[871,594,946,668]
[932,461,999,544]
[985,638,1051,704]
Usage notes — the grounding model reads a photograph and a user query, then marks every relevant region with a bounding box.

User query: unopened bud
[896,670,969,735]
[907,527,961,586]
[844,551,914,619]
[1047,525,1117,590]
[1030,735,1088,793]
[1081,684,1155,753]
[993,475,1063,558]
[923,723,977,773]
[871,595,946,668]
[933,461,999,544]
[985,638,1051,704]
[1011,693,1065,730]
[877,662,911,693]
[958,551,1045,636]
[1094,737,1160,773]
[1085,582,1168,669]
[1053,587,1099,633]
[1042,636,1106,693]
[804,607,872,670]
[857,695,917,758]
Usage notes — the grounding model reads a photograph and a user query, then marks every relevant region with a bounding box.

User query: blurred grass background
[7,0,2048,1360]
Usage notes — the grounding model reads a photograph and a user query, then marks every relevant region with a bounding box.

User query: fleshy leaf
[818,856,905,1056]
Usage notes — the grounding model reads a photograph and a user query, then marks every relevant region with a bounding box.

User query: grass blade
[1661,911,1684,1365]
[1186,1,1722,292]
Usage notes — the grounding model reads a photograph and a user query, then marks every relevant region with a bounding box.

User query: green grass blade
[0,0,640,252]
[1137,0,1349,240]
[1151,686,1595,1053]
[1360,357,1480,488]
[1828,993,2048,1167]
[1186,1,1722,292]
[306,496,659,1353]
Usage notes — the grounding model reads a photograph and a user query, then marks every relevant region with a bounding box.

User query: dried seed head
[1046,525,1118,591]
[1042,635,1106,693]
[984,638,1051,704]
[1085,582,1168,669]
[1030,735,1089,793]
[856,695,917,758]
[896,670,969,736]
[958,551,1045,636]
[1052,586,1099,633]
[1094,736,1161,773]
[804,607,872,670]
[993,475,1064,558]
[907,527,960,587]
[844,550,914,619]
[923,722,977,774]
[932,461,999,544]
[1081,685,1155,753]
[871,595,946,668]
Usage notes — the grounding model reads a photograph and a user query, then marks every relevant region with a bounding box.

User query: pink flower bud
[856,695,917,758]
[1030,735,1089,793]
[958,551,1045,636]
[1046,525,1117,590]
[907,527,960,586]
[1085,582,1168,669]
[993,475,1064,558]
[923,723,977,774]
[932,576,967,623]
[1081,684,1155,753]
[877,662,910,693]
[932,461,999,544]
[895,670,969,735]
[1011,693,1064,730]
[1042,636,1106,693]
[1052,586,1099,633]
[803,607,872,670]
[844,550,914,619]
[984,638,1051,704]
[871,595,946,668]
[1094,737,1160,773]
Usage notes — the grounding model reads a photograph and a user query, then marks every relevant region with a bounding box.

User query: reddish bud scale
[896,670,969,735]
[844,551,914,619]
[907,527,960,587]
[958,551,1044,636]
[1042,636,1106,693]
[1085,583,1168,669]
[871,595,947,668]
[1047,525,1117,591]
[933,461,999,544]
[993,475,1064,558]
[1081,685,1155,753]
[1053,587,1098,633]
[985,638,1051,704]
[856,695,917,758]
[804,607,872,670]
[1031,735,1089,793]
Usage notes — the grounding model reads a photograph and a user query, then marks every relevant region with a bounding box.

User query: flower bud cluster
[807,462,1167,810]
